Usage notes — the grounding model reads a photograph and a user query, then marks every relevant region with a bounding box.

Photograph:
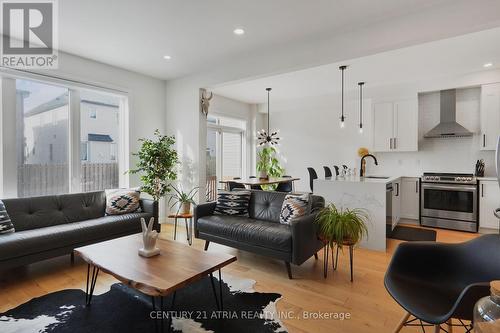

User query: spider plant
[167,186,199,214]
[315,203,369,248]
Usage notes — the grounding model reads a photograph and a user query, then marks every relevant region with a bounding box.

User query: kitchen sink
[364,176,390,179]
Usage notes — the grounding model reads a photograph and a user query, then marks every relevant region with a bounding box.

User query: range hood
[423,89,473,138]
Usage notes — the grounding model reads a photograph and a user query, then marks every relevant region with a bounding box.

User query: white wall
[260,70,500,192]
[1,52,167,217]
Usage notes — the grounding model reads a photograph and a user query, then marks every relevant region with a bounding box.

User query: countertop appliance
[420,172,478,232]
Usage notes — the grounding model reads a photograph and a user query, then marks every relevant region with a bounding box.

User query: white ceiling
[56,0,472,80]
[211,27,500,104]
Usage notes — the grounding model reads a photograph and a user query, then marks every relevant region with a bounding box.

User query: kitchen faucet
[360,154,378,177]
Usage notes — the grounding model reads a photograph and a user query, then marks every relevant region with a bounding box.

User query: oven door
[421,182,477,222]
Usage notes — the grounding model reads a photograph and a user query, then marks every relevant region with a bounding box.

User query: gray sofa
[194,190,325,279]
[0,191,156,270]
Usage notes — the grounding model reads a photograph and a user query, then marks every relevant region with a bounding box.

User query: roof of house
[88,134,113,142]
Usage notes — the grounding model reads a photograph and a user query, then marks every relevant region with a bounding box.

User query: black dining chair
[385,234,500,333]
[247,176,262,190]
[228,177,246,191]
[275,175,293,193]
[323,166,333,178]
[333,165,340,176]
[307,167,318,192]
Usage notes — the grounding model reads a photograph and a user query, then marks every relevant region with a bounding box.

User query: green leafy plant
[167,186,199,211]
[128,129,179,202]
[315,203,369,248]
[256,146,284,190]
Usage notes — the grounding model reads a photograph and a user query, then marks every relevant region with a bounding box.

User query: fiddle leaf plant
[256,146,284,190]
[128,129,179,202]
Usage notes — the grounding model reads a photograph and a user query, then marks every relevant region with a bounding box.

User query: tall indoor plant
[129,129,179,228]
[256,146,284,190]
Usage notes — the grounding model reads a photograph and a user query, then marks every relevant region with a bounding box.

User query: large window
[206,115,246,201]
[2,76,128,198]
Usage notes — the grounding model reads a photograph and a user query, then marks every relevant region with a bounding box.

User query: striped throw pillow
[279,194,311,224]
[214,191,251,216]
[0,200,14,234]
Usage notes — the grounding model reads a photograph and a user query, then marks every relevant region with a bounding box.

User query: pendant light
[339,65,348,128]
[358,82,365,133]
[257,88,280,146]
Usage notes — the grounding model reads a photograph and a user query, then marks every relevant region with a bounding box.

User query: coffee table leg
[167,291,176,333]
[209,272,220,310]
[85,264,99,306]
[218,269,223,312]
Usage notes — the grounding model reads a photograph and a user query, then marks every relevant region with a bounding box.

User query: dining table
[219,177,300,190]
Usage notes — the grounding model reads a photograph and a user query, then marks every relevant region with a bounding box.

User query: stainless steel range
[420,172,478,232]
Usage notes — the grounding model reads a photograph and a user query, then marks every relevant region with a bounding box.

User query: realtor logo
[1,0,58,68]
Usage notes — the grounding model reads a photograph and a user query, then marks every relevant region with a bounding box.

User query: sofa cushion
[248,190,287,223]
[279,194,311,224]
[0,200,14,234]
[197,215,292,252]
[214,191,251,216]
[2,191,106,231]
[105,188,142,215]
[0,212,150,261]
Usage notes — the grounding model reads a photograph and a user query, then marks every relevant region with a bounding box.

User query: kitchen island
[315,175,402,251]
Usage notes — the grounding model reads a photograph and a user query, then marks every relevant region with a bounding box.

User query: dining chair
[307,167,318,192]
[385,234,500,333]
[333,165,340,176]
[228,177,246,191]
[323,166,333,178]
[248,176,262,190]
[275,175,293,192]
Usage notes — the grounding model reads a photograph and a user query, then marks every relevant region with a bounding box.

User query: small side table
[168,213,193,246]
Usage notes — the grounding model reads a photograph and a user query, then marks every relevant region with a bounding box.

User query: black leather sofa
[0,191,156,270]
[194,190,325,278]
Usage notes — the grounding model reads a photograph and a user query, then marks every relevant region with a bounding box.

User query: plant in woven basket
[315,203,369,248]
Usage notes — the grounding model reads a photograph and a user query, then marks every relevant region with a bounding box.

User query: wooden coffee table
[74,234,236,332]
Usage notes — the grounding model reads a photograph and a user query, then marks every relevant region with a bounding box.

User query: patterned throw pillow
[105,188,142,215]
[214,191,251,216]
[279,194,311,224]
[0,200,14,234]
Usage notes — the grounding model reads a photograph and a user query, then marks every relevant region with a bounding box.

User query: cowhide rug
[0,273,287,333]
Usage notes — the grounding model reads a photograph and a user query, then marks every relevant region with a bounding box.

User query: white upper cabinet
[480,83,500,151]
[372,99,418,152]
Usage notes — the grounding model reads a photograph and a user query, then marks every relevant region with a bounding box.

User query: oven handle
[421,183,477,192]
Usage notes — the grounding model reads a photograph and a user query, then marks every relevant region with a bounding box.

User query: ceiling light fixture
[233,28,245,35]
[257,88,280,146]
[339,65,348,128]
[358,82,365,134]
[484,62,493,68]
[163,55,171,60]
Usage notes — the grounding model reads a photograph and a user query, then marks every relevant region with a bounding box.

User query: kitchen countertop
[321,175,401,184]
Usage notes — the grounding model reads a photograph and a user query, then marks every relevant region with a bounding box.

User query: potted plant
[315,203,369,248]
[256,146,284,179]
[129,129,179,227]
[167,186,199,214]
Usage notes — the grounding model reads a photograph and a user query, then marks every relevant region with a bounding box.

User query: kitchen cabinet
[392,178,401,229]
[479,179,500,230]
[401,177,419,220]
[372,99,418,152]
[480,83,500,151]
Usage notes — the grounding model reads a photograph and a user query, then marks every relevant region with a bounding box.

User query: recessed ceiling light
[233,28,245,35]
[163,55,171,60]
[484,62,493,68]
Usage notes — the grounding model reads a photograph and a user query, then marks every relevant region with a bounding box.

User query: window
[16,80,70,197]
[2,77,128,198]
[205,115,246,201]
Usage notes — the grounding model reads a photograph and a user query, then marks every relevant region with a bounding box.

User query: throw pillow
[0,200,14,234]
[105,188,142,215]
[214,191,251,216]
[279,194,311,224]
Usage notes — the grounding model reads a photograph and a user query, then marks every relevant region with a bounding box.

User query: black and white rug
[0,274,287,333]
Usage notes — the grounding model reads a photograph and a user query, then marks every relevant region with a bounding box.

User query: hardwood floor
[0,223,479,333]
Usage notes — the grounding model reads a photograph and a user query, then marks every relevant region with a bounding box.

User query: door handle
[395,183,399,196]
[389,138,392,150]
[415,180,418,193]
[483,134,486,147]
[394,137,397,150]
[481,183,484,197]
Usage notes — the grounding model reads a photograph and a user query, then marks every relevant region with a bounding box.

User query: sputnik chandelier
[257,88,281,146]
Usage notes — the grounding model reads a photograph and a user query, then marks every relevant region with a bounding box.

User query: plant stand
[323,241,355,282]
[168,213,193,246]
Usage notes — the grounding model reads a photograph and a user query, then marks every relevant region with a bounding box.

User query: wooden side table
[168,213,193,246]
